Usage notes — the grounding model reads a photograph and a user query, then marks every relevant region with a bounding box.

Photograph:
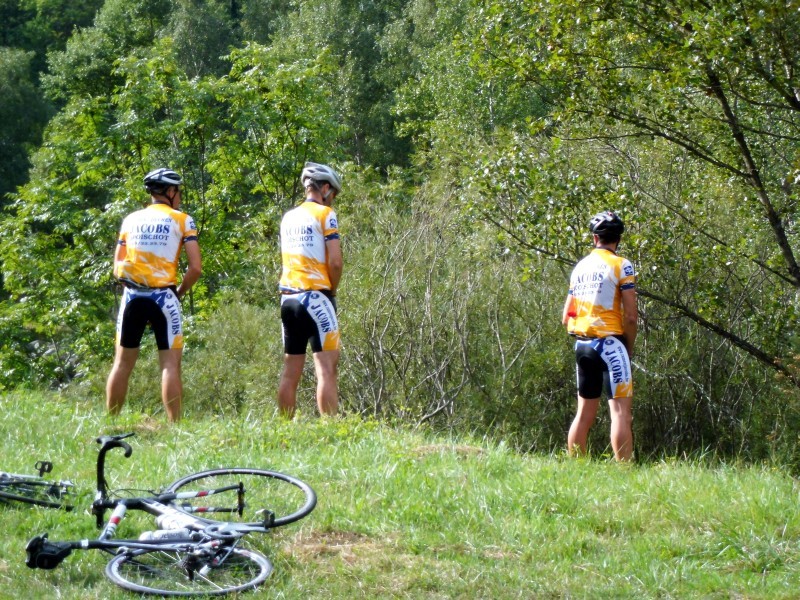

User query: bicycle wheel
[0,481,73,510]
[165,468,316,528]
[105,545,272,596]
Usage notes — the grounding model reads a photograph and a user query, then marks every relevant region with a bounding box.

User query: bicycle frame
[25,432,316,595]
[26,433,272,570]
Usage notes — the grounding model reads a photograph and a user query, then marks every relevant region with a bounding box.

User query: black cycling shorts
[280,290,339,354]
[574,335,633,399]
[116,287,183,350]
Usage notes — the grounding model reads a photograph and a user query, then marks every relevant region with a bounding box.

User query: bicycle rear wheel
[165,468,316,528]
[0,480,73,510]
[105,545,272,596]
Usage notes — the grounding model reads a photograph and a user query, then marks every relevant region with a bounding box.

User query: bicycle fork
[99,503,127,540]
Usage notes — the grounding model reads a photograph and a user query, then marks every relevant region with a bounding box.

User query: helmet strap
[305,180,333,205]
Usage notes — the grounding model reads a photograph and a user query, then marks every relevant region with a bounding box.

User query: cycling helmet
[144,168,183,193]
[300,162,342,193]
[589,210,625,237]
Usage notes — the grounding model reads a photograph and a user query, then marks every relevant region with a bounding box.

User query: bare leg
[608,396,634,461]
[106,346,140,415]
[278,354,306,419]
[312,350,339,416]
[567,396,600,456]
[158,349,183,423]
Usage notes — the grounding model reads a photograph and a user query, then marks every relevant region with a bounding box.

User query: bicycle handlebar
[92,433,135,528]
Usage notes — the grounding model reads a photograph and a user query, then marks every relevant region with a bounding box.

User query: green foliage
[0,0,102,74]
[0,30,344,387]
[41,0,171,101]
[466,0,800,389]
[2,0,800,464]
[182,297,283,416]
[238,0,293,44]
[267,0,414,168]
[0,48,50,198]
[168,0,238,78]
[340,192,570,438]
[476,0,800,281]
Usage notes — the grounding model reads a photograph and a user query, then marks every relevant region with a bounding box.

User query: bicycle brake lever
[25,533,72,570]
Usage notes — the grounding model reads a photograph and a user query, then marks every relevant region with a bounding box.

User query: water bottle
[139,528,192,541]
[156,507,196,530]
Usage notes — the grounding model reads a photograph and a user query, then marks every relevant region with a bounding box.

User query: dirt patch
[411,444,485,458]
[288,530,393,564]
[133,416,167,434]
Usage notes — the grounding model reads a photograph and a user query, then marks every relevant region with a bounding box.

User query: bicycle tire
[165,468,316,528]
[0,483,73,511]
[105,545,272,596]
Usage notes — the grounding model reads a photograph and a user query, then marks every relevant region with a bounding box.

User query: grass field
[0,390,798,599]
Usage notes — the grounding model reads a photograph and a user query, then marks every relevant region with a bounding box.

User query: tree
[42,0,171,101]
[473,0,800,387]
[169,0,239,78]
[268,0,413,168]
[0,48,49,198]
[0,34,344,387]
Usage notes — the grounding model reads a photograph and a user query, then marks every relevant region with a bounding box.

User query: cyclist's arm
[326,238,342,294]
[621,287,637,355]
[114,242,128,262]
[112,239,126,279]
[113,240,126,263]
[176,239,202,299]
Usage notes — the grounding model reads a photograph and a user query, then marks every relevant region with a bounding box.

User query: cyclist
[277,162,343,418]
[561,210,637,461]
[106,168,202,422]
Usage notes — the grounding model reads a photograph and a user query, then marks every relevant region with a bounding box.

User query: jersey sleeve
[620,258,636,290]
[323,209,339,241]
[183,214,199,243]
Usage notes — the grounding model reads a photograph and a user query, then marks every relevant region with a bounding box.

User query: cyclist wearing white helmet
[277,162,343,418]
[561,210,637,461]
[106,167,202,422]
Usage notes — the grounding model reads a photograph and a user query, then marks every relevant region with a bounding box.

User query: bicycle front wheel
[165,468,316,528]
[105,546,272,596]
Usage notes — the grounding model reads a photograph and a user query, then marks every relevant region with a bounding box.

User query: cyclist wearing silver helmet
[277,162,343,418]
[561,210,637,461]
[106,167,202,422]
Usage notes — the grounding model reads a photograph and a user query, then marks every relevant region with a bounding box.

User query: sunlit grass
[0,391,798,598]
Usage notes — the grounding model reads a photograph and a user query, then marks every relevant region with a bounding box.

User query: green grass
[0,391,799,598]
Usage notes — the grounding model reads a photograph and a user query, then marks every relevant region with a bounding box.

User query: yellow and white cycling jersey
[567,248,635,338]
[279,201,340,293]
[114,203,198,289]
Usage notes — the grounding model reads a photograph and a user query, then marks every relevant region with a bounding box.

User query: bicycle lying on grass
[0,460,74,511]
[25,432,316,596]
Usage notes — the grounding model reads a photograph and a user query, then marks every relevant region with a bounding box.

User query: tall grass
[0,391,798,598]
